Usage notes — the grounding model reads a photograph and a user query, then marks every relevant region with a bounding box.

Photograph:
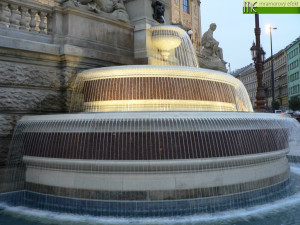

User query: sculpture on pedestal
[55,0,129,23]
[199,23,227,72]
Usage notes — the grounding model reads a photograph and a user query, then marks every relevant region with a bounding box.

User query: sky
[200,0,300,72]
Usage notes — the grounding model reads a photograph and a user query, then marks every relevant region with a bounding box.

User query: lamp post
[267,25,277,112]
[251,14,266,112]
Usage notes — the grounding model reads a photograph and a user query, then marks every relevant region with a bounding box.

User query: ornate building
[286,37,300,101]
[0,0,204,166]
[170,0,202,55]
[232,64,257,110]
[263,49,288,110]
[234,49,288,111]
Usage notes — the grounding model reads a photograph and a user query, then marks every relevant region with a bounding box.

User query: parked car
[293,111,300,116]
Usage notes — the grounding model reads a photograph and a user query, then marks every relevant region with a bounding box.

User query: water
[1,166,300,225]
[1,111,298,218]
[1,25,300,223]
[149,25,199,67]
[69,66,252,112]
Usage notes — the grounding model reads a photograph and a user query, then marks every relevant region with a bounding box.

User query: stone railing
[0,0,53,34]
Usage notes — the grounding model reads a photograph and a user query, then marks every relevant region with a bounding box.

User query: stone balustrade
[0,0,52,34]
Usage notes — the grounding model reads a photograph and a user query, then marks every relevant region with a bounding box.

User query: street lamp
[251,14,266,112]
[251,42,265,62]
[266,24,277,112]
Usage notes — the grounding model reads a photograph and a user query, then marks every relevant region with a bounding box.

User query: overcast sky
[200,0,300,72]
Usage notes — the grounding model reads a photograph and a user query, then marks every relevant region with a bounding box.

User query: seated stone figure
[199,23,227,72]
[201,23,226,64]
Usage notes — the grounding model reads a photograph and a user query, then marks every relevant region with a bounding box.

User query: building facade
[233,49,289,111]
[0,0,204,167]
[30,0,203,55]
[262,49,288,111]
[286,37,300,100]
[170,0,202,55]
[232,64,257,110]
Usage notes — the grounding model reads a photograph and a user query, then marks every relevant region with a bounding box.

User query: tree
[289,96,300,111]
[272,101,280,110]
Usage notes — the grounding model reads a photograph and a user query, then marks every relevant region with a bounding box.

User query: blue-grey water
[1,165,300,225]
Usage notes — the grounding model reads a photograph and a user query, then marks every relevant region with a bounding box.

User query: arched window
[183,0,189,13]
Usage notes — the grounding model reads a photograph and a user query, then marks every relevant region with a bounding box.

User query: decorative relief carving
[55,0,129,22]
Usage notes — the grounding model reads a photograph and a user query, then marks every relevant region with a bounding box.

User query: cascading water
[1,25,300,222]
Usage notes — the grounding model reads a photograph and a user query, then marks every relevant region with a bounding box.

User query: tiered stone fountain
[0,25,297,217]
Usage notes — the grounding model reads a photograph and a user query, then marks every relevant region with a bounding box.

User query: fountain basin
[70,66,253,112]
[23,152,289,201]
[9,111,289,203]
[151,26,184,60]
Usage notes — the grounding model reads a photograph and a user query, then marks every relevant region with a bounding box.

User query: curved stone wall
[4,112,289,202]
[21,112,289,160]
[70,66,253,112]
[23,152,289,200]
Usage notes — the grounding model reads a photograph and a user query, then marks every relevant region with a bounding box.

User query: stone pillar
[47,13,53,34]
[8,4,20,29]
[179,0,183,24]
[0,2,9,28]
[190,0,194,43]
[198,0,201,42]
[19,7,29,31]
[125,0,171,64]
[39,11,47,34]
[50,7,64,45]
[29,9,38,33]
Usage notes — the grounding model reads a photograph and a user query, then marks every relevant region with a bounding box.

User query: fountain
[0,24,300,220]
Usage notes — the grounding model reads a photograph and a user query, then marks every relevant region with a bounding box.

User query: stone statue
[199,23,227,72]
[110,0,129,23]
[151,0,165,24]
[55,0,129,23]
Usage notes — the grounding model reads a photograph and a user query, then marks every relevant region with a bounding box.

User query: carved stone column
[39,11,47,34]
[0,2,9,28]
[19,7,28,31]
[29,9,38,33]
[9,4,20,29]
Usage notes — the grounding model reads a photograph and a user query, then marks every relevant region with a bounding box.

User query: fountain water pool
[1,25,300,221]
[1,166,300,225]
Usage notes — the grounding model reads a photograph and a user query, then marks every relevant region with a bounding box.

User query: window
[289,48,299,60]
[290,84,300,95]
[183,0,189,13]
[290,72,300,82]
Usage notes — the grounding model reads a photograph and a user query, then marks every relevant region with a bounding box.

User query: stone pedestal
[125,0,170,63]
[199,54,228,73]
